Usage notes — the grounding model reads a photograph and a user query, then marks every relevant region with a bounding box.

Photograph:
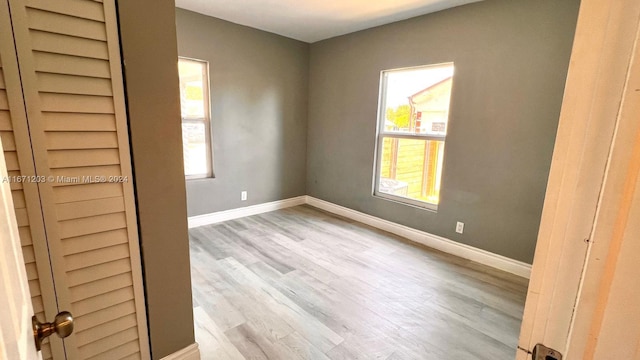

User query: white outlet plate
[456,221,464,234]
[241,191,247,201]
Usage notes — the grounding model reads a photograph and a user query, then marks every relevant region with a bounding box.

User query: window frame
[372,63,454,211]
[178,57,214,180]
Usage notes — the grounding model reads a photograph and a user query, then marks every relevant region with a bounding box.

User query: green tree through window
[385,104,411,129]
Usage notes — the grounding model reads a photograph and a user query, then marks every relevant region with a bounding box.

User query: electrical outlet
[456,221,464,234]
[241,191,247,201]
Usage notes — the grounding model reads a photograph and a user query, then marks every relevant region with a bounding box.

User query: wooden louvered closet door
[0,2,62,358]
[0,0,150,359]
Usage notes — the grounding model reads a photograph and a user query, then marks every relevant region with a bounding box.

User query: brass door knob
[32,311,74,351]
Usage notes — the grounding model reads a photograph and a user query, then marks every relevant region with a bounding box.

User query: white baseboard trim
[160,343,200,360]
[187,196,307,228]
[305,196,532,279]
[187,195,531,278]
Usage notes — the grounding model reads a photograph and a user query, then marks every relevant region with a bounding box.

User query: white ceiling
[174,0,482,43]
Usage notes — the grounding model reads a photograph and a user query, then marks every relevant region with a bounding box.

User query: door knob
[32,311,74,351]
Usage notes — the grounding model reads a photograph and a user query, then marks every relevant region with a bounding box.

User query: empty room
[3,0,640,360]
[176,0,575,358]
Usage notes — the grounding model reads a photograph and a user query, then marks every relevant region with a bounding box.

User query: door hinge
[532,343,563,360]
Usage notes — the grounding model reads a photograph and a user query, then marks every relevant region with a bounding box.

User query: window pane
[379,137,445,205]
[179,59,206,119]
[381,64,453,136]
[179,57,212,178]
[182,122,209,176]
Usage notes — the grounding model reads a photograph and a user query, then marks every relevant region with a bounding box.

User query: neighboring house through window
[178,57,213,179]
[374,63,454,210]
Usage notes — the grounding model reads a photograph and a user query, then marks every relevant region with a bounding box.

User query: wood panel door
[517,0,640,358]
[0,0,150,359]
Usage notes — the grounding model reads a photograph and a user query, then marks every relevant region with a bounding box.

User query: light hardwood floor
[189,205,528,360]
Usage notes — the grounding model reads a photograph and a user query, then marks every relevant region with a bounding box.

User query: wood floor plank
[224,323,275,360]
[194,260,297,342]
[213,223,296,274]
[249,263,416,359]
[279,332,332,360]
[194,306,246,360]
[271,264,480,359]
[191,226,260,266]
[191,282,245,332]
[190,205,528,360]
[216,257,343,352]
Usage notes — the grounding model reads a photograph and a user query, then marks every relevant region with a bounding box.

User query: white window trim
[179,57,214,180]
[372,63,453,211]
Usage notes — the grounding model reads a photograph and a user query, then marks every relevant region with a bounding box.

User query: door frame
[517,0,640,358]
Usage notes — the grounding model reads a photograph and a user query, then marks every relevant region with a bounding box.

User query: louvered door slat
[59,212,127,238]
[37,73,114,97]
[54,182,123,203]
[34,52,111,79]
[47,132,118,150]
[9,180,22,192]
[78,326,138,359]
[69,273,133,304]
[67,258,131,288]
[30,31,109,60]
[40,93,115,113]
[28,279,41,296]
[25,0,105,22]
[25,262,38,280]
[32,295,44,313]
[26,8,107,41]
[0,111,12,130]
[62,228,128,256]
[0,131,16,150]
[87,340,139,360]
[49,149,120,168]
[74,299,136,331]
[4,150,18,170]
[8,171,22,190]
[76,313,137,347]
[21,245,35,263]
[120,351,142,360]
[43,112,116,132]
[65,243,129,271]
[10,189,25,207]
[7,0,151,357]
[56,196,124,221]
[50,165,122,187]
[0,89,8,109]
[18,226,31,245]
[73,287,134,318]
[15,207,29,226]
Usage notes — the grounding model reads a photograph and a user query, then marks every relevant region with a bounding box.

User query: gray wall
[307,0,580,263]
[117,1,195,358]
[176,9,310,216]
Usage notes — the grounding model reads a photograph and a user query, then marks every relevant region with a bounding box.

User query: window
[374,63,454,210]
[178,57,213,179]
